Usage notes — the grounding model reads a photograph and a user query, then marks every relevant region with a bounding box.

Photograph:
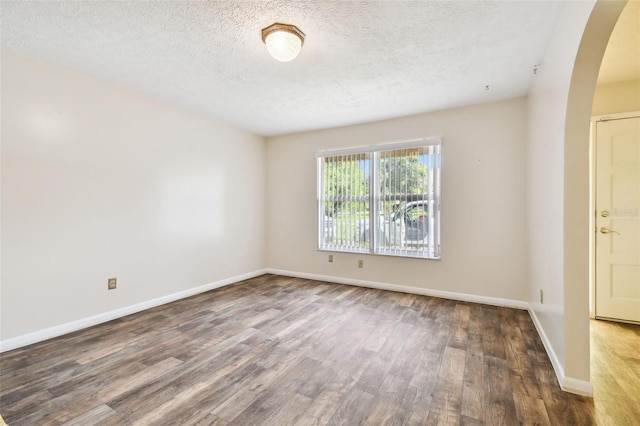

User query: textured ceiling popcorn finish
[2,1,569,136]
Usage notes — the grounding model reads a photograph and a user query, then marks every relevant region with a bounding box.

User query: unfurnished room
[1,1,639,425]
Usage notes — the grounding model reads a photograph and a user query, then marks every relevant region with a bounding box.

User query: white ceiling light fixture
[261,23,305,62]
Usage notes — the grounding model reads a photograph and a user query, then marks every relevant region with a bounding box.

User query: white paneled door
[595,115,640,323]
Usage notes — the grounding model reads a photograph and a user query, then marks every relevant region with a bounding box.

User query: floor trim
[527,307,593,397]
[527,307,565,387]
[562,376,594,397]
[0,269,267,353]
[267,268,529,309]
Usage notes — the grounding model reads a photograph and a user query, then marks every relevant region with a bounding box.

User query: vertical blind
[317,138,441,259]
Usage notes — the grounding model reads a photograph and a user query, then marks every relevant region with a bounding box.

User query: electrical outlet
[108,278,117,290]
[540,289,544,304]
[358,259,364,268]
[328,254,333,263]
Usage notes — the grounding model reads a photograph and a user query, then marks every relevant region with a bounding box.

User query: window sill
[318,246,440,260]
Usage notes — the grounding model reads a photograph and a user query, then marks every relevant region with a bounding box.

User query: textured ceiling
[1,1,568,136]
[598,0,640,84]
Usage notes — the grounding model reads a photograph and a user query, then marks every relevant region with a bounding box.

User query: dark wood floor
[0,274,635,425]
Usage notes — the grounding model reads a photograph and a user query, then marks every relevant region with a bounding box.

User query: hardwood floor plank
[425,346,466,425]
[446,303,470,350]
[162,363,268,425]
[295,361,337,400]
[294,382,353,426]
[502,311,542,399]
[229,384,305,425]
[513,393,551,425]
[461,332,484,422]
[460,414,485,425]
[1,275,636,425]
[7,359,148,425]
[125,343,272,425]
[483,355,518,425]
[60,404,116,426]
[101,344,257,423]
[361,373,407,425]
[467,304,484,335]
[355,321,412,394]
[326,387,375,425]
[209,364,284,421]
[295,346,376,425]
[0,388,54,418]
[387,317,431,382]
[51,357,183,424]
[194,414,230,426]
[362,318,395,353]
[399,341,443,424]
[129,378,224,425]
[262,392,313,426]
[481,307,506,360]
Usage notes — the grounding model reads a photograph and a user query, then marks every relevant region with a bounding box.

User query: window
[317,138,441,259]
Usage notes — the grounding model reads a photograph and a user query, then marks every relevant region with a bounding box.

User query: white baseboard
[562,376,594,396]
[0,269,267,353]
[527,307,593,397]
[266,268,529,310]
[528,307,565,386]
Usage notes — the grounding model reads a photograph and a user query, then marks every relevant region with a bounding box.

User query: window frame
[317,138,441,259]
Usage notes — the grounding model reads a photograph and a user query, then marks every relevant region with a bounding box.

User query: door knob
[600,227,620,235]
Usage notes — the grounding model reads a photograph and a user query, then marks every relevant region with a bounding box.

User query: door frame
[589,110,640,319]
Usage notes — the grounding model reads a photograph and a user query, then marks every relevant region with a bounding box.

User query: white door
[595,115,640,323]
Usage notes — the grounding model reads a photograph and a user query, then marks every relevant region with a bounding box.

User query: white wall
[267,98,528,302]
[1,50,266,342]
[527,0,626,394]
[592,79,640,116]
[526,1,591,386]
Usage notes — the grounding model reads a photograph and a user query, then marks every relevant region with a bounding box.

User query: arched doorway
[526,0,628,399]
[588,1,640,422]
[564,0,628,393]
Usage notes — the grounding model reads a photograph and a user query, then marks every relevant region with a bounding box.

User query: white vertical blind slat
[350,153,355,251]
[436,145,440,256]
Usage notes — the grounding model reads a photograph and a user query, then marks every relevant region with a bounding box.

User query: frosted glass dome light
[261,23,305,62]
